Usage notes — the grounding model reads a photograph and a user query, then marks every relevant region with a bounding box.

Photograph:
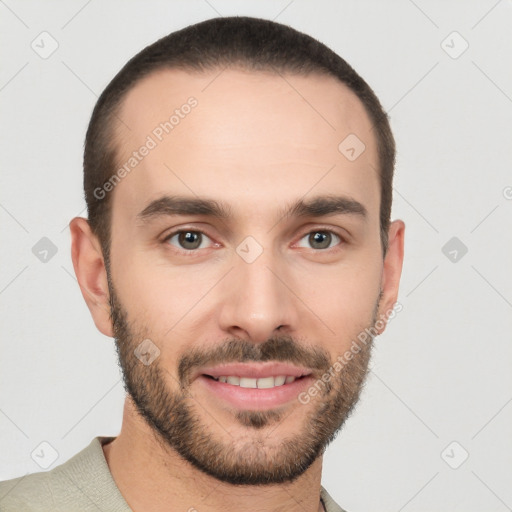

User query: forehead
[110,67,380,225]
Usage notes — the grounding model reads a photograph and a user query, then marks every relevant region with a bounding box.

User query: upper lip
[193,362,313,381]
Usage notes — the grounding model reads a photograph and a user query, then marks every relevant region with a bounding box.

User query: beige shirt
[0,437,347,512]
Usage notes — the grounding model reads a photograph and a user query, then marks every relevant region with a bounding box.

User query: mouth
[193,362,315,410]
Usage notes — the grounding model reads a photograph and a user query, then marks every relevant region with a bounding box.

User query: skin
[70,68,405,511]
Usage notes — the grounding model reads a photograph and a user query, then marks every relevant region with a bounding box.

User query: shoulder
[0,470,54,511]
[0,437,127,512]
[0,467,65,511]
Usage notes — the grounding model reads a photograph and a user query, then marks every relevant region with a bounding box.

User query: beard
[108,276,379,486]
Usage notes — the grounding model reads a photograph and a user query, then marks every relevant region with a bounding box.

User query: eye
[165,230,214,251]
[297,230,342,250]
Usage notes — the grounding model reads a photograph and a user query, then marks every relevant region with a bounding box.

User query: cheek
[112,252,219,338]
[111,234,382,351]
[296,258,382,339]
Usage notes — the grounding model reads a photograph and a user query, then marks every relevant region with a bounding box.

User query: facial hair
[108,277,379,485]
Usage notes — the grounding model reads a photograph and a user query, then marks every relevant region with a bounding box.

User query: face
[105,68,389,484]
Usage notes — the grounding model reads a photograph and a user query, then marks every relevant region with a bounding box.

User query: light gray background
[1,1,511,511]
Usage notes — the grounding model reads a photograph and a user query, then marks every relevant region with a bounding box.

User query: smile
[205,375,300,388]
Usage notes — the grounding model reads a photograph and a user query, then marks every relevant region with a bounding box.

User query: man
[0,16,404,512]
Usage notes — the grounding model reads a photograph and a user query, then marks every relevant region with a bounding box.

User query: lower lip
[196,375,314,410]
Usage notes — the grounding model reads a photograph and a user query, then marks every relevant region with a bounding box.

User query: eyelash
[162,227,346,255]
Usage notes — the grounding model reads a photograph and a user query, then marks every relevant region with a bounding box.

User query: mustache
[178,335,332,386]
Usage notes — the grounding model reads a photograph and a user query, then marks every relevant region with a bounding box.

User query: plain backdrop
[1,1,511,511]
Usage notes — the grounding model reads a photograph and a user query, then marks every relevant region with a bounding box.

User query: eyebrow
[136,194,367,223]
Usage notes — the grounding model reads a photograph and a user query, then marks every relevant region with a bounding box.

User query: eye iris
[179,231,202,250]
[310,231,331,249]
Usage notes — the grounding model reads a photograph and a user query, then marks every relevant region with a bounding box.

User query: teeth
[256,376,275,389]
[240,377,257,388]
[213,375,297,388]
[274,376,286,386]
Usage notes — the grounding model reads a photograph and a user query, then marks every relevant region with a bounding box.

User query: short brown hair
[84,16,395,260]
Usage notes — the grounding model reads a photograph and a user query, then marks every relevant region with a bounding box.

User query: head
[71,16,404,485]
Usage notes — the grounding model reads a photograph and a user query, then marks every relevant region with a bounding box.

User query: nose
[217,245,300,344]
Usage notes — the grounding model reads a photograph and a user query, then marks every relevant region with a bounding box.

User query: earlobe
[376,219,405,335]
[69,217,113,337]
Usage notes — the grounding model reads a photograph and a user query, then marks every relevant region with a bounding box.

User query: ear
[375,219,405,335]
[69,217,113,337]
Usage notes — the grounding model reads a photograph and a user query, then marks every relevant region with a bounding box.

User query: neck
[103,399,325,512]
